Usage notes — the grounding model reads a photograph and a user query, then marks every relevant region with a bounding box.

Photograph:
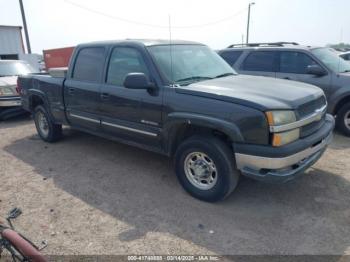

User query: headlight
[0,86,16,96]
[265,110,296,126]
[272,129,300,147]
[265,110,299,146]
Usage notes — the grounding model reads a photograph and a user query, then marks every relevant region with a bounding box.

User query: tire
[2,229,46,262]
[174,135,239,202]
[336,102,350,137]
[34,105,62,142]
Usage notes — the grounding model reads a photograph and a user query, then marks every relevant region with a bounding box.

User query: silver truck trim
[69,113,100,124]
[270,104,327,133]
[235,132,332,171]
[102,121,158,137]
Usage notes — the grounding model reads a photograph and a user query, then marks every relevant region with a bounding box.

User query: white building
[0,25,40,70]
[0,25,25,59]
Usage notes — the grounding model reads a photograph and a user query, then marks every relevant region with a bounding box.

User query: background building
[0,25,24,59]
[0,25,41,70]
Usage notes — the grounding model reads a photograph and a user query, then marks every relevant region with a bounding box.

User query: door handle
[283,77,290,80]
[100,93,110,100]
[68,87,75,94]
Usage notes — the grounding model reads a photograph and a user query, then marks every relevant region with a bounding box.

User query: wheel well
[30,95,44,111]
[334,96,350,115]
[170,124,233,156]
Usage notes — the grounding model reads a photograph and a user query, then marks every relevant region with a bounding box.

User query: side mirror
[123,73,155,90]
[306,65,326,77]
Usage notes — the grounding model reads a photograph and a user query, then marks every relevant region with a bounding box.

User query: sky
[0,0,349,54]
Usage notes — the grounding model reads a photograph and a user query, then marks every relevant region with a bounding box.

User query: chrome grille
[297,96,327,119]
[300,114,326,138]
[297,96,327,137]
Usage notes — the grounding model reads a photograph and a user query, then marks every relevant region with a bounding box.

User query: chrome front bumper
[235,132,333,171]
[234,115,334,183]
[0,97,21,107]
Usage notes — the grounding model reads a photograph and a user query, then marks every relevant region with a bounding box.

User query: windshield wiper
[176,76,213,82]
[215,72,235,78]
[175,76,213,86]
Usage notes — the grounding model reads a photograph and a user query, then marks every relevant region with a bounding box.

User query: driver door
[99,45,163,148]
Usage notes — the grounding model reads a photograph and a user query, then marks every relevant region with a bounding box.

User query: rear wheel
[336,102,350,137]
[34,105,62,142]
[175,135,239,202]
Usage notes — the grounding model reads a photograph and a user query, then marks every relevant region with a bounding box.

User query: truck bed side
[19,74,67,124]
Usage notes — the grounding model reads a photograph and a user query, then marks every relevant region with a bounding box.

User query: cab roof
[78,39,203,48]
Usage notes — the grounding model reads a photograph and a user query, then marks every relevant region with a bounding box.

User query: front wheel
[174,135,239,202]
[336,102,350,137]
[34,105,62,142]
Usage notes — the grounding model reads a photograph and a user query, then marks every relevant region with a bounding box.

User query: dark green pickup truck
[18,40,334,202]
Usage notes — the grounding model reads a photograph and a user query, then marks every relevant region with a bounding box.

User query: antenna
[168,14,174,86]
[338,27,343,72]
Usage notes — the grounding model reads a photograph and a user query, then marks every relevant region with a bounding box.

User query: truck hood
[175,75,324,111]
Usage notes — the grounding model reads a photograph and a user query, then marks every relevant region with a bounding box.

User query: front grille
[300,114,326,138]
[297,96,326,119]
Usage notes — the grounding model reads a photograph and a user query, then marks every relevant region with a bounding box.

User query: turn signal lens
[265,111,296,126]
[272,129,300,147]
[265,111,274,126]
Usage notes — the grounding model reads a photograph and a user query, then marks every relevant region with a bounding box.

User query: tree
[327,43,350,52]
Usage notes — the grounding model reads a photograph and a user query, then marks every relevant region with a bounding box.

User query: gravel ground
[0,116,349,256]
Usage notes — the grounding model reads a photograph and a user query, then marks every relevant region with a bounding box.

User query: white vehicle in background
[0,60,39,120]
[340,52,350,61]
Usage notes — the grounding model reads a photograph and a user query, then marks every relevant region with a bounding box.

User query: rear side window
[72,47,105,82]
[279,51,317,74]
[242,51,277,72]
[219,51,243,66]
[342,54,350,61]
[106,47,149,86]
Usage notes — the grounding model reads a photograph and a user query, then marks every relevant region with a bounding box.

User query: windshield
[0,61,38,77]
[311,48,350,73]
[148,45,236,85]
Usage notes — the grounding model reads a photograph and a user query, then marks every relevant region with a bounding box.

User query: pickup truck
[0,60,38,120]
[18,40,335,202]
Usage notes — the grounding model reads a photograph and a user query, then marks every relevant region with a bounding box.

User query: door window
[279,51,317,74]
[72,47,105,82]
[106,47,149,86]
[219,51,243,66]
[241,51,277,72]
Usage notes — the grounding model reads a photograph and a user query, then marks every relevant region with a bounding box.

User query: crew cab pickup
[18,40,335,202]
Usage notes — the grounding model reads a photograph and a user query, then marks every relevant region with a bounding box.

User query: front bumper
[0,96,21,107]
[234,114,335,183]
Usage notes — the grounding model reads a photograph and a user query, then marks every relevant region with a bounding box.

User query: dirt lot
[0,116,349,256]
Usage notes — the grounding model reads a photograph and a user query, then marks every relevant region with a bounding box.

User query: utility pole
[19,0,31,54]
[246,2,255,44]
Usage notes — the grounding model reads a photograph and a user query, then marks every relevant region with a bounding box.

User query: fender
[28,89,49,111]
[329,88,350,114]
[27,88,59,123]
[163,112,244,155]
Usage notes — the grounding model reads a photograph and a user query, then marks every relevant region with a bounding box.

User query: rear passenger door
[276,51,332,96]
[64,47,106,131]
[239,51,277,78]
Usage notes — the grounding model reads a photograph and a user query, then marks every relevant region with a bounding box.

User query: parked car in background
[340,52,350,61]
[0,60,38,120]
[218,42,350,136]
[18,39,334,202]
